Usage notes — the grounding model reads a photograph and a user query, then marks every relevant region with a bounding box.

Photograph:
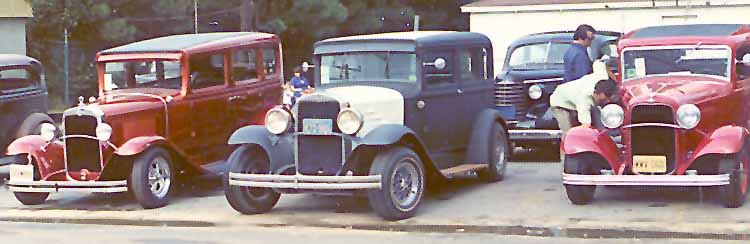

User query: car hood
[621,76,731,107]
[318,85,405,137]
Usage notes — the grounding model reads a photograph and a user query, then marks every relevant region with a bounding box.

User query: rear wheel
[718,144,749,208]
[130,147,174,209]
[13,156,49,205]
[563,153,600,205]
[479,123,509,182]
[224,145,280,214]
[15,113,54,138]
[368,147,425,221]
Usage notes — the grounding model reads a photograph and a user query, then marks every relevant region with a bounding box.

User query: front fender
[6,135,65,180]
[355,124,420,147]
[114,136,168,156]
[687,125,749,166]
[561,126,621,170]
[465,109,505,164]
[227,125,293,172]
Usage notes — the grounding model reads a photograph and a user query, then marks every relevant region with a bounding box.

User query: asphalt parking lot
[0,149,749,240]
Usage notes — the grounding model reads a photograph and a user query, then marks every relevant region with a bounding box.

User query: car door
[186,52,232,165]
[455,47,494,161]
[228,44,283,130]
[412,49,461,169]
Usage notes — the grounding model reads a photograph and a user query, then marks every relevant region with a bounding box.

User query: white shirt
[550,60,609,124]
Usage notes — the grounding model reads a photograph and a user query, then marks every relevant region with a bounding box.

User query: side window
[232,48,259,83]
[458,48,487,81]
[262,47,278,77]
[189,53,226,90]
[423,50,453,86]
[0,68,38,92]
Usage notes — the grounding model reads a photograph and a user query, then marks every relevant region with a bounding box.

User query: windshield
[508,42,569,70]
[320,52,417,85]
[0,68,39,93]
[103,60,182,91]
[622,46,731,81]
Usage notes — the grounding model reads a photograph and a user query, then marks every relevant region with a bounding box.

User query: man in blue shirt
[563,24,596,83]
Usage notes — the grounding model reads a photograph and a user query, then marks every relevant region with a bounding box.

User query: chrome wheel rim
[148,157,171,199]
[390,160,420,211]
[494,129,507,174]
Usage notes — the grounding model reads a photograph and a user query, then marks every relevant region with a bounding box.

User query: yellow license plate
[633,155,667,173]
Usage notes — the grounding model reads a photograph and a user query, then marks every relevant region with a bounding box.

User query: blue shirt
[563,43,593,82]
[290,76,309,97]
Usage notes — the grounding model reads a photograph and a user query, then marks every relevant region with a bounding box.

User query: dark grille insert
[64,115,102,172]
[629,105,676,174]
[297,135,342,175]
[296,95,340,133]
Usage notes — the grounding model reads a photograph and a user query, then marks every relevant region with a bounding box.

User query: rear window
[0,68,40,93]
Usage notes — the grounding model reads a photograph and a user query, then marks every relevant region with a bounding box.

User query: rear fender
[465,109,506,164]
[114,136,168,156]
[227,125,293,172]
[6,135,65,180]
[561,126,620,170]
[685,125,749,172]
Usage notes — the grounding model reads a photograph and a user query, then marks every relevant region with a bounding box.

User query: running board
[440,164,488,178]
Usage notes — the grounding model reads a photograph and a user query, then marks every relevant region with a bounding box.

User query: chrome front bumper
[562,173,731,186]
[228,172,382,190]
[509,129,562,140]
[7,164,128,193]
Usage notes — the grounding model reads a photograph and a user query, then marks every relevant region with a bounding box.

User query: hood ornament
[77,96,85,107]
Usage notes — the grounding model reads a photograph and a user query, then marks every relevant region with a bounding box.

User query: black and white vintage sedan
[223,31,510,220]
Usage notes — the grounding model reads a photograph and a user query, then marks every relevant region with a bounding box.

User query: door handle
[457,89,464,94]
[228,95,246,101]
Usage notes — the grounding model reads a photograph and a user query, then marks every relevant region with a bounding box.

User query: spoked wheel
[719,143,749,208]
[368,147,425,221]
[224,145,280,214]
[479,123,509,182]
[13,155,49,205]
[130,147,174,209]
[563,153,601,205]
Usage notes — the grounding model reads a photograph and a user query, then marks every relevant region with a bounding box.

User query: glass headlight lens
[265,108,291,135]
[96,123,113,141]
[337,108,363,135]
[528,84,543,100]
[676,104,701,129]
[600,104,624,129]
[40,123,57,142]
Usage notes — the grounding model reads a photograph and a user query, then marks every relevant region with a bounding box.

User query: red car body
[6,32,282,208]
[562,24,750,207]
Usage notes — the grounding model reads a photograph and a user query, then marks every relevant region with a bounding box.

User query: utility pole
[414,15,420,31]
[240,0,256,31]
[194,0,198,33]
[63,0,70,105]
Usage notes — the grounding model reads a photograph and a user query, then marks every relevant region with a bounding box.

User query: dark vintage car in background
[562,24,750,207]
[6,32,282,208]
[495,31,620,150]
[0,54,53,167]
[224,31,510,220]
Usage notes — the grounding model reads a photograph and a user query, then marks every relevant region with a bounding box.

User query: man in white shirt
[550,60,619,135]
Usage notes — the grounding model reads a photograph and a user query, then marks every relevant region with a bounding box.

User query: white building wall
[0,18,27,55]
[468,5,750,77]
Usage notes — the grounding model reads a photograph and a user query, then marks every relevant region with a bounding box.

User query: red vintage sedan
[5,32,282,208]
[562,24,750,207]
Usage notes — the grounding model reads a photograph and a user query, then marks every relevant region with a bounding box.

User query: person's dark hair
[573,24,596,41]
[294,66,303,73]
[594,79,618,97]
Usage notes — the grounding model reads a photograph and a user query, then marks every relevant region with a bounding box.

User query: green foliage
[25,0,469,109]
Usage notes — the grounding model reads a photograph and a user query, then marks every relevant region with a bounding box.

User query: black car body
[495,31,620,147]
[0,54,52,166]
[224,31,510,220]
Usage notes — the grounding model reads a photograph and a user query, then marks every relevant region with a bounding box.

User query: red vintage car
[5,32,282,208]
[562,24,750,207]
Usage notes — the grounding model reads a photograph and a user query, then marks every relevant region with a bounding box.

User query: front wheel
[367,147,425,221]
[13,156,49,205]
[478,122,509,182]
[224,145,280,214]
[130,147,174,209]
[563,153,599,205]
[718,145,749,208]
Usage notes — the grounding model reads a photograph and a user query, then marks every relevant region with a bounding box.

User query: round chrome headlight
[265,108,291,135]
[96,123,113,141]
[528,84,543,100]
[40,123,57,142]
[676,104,701,129]
[337,108,364,135]
[600,104,624,129]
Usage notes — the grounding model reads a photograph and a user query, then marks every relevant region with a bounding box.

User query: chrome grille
[495,80,526,119]
[296,94,340,133]
[629,105,676,174]
[64,115,102,172]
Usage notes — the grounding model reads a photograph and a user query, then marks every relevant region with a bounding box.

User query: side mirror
[302,62,315,72]
[423,57,446,70]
